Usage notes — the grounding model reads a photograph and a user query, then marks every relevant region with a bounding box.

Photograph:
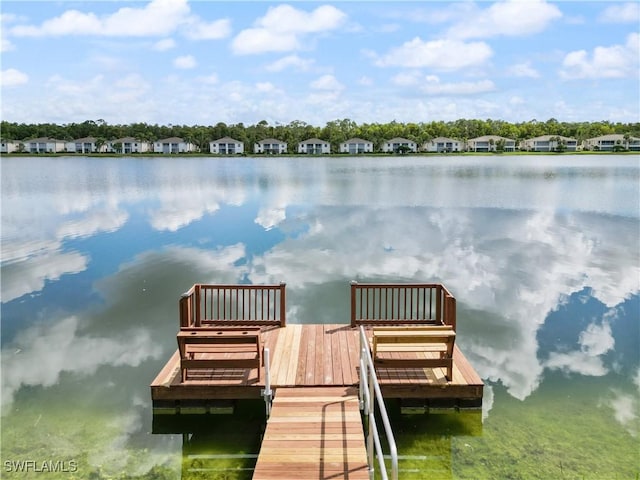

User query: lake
[1,154,639,479]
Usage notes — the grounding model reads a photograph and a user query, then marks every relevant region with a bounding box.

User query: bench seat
[371,326,455,381]
[177,327,262,382]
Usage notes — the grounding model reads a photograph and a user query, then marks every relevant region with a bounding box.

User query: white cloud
[578,321,615,356]
[231,4,346,55]
[8,0,229,41]
[10,0,190,37]
[196,73,219,85]
[374,37,493,70]
[183,17,231,40]
[599,2,640,23]
[448,0,562,39]
[152,38,175,51]
[422,77,496,96]
[392,73,495,95]
[173,54,196,69]
[358,76,373,86]
[0,68,28,86]
[1,316,162,408]
[310,74,344,91]
[265,54,315,72]
[560,33,640,79]
[545,351,609,376]
[507,62,540,78]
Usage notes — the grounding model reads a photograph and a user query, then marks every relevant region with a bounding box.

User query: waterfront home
[107,137,151,154]
[584,134,640,151]
[298,138,330,154]
[422,137,463,153]
[210,137,244,154]
[340,138,374,154]
[255,138,287,154]
[467,135,516,152]
[521,135,578,152]
[154,137,196,154]
[22,137,66,153]
[66,137,107,154]
[1,139,23,153]
[382,137,417,153]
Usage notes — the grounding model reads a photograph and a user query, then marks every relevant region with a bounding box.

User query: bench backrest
[350,281,456,330]
[180,283,286,328]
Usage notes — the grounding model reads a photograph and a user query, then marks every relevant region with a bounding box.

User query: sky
[0,0,639,127]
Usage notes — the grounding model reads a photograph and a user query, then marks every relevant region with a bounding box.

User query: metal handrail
[359,326,398,480]
[262,347,272,417]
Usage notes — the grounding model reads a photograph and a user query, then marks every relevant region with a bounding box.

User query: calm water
[1,155,639,479]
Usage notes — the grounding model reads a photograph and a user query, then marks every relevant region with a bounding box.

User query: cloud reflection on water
[1,155,638,409]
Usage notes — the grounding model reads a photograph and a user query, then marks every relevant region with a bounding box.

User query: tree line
[2,118,639,152]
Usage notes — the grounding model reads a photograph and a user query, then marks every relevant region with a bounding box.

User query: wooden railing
[350,281,456,330]
[180,283,286,328]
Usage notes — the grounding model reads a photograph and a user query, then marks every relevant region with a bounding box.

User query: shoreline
[2,151,638,159]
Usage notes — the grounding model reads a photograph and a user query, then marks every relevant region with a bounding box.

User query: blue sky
[1,1,638,126]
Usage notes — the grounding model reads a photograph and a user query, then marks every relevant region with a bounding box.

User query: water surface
[1,155,638,479]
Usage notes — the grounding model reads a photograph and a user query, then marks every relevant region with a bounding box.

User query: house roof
[212,136,242,143]
[526,135,576,142]
[25,137,64,143]
[425,137,460,143]
[157,137,185,143]
[469,135,515,142]
[299,138,329,144]
[257,138,286,144]
[342,137,372,144]
[73,137,98,142]
[586,134,633,141]
[111,137,141,143]
[385,137,414,143]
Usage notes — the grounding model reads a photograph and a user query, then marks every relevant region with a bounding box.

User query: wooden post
[435,285,442,324]
[195,284,201,327]
[179,292,190,328]
[350,281,357,327]
[279,282,286,327]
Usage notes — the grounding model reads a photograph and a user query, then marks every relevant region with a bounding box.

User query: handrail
[351,281,456,330]
[262,347,272,417]
[359,326,398,480]
[180,283,286,328]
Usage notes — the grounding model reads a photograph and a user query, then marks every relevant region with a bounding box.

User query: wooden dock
[253,386,369,480]
[150,323,483,409]
[150,282,484,478]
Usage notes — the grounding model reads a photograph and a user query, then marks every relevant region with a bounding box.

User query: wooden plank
[313,324,325,386]
[253,386,368,480]
[285,325,302,385]
[322,324,334,385]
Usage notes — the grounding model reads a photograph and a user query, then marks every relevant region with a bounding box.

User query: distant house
[584,134,640,151]
[107,137,151,154]
[298,138,330,154]
[210,137,244,154]
[467,135,516,152]
[154,137,196,154]
[422,137,463,153]
[340,138,374,154]
[521,135,578,152]
[23,137,66,154]
[66,136,106,154]
[382,137,417,153]
[1,140,23,154]
[255,138,287,154]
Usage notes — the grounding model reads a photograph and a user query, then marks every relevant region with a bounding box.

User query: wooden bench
[371,326,456,381]
[177,327,262,382]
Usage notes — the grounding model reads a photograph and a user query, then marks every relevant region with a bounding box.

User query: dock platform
[151,323,483,410]
[253,386,369,480]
